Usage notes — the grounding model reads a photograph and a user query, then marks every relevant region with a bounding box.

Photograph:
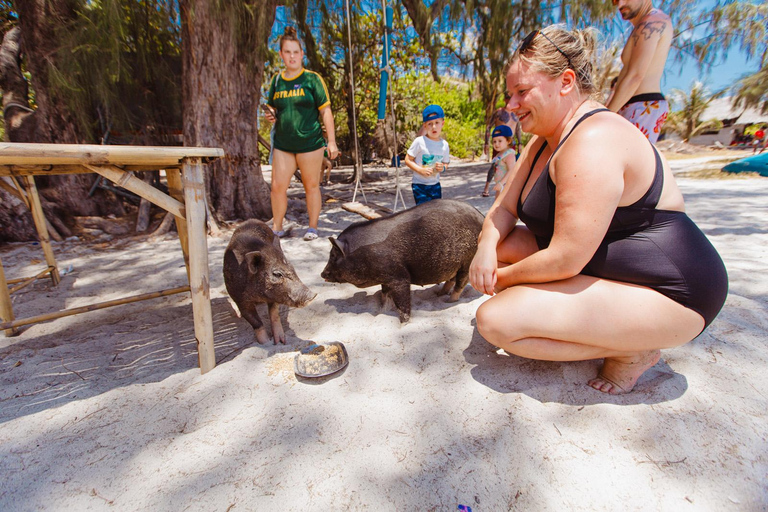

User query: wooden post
[182,158,216,373]
[83,164,186,219]
[0,285,190,331]
[165,169,190,278]
[23,176,60,286]
[0,258,20,336]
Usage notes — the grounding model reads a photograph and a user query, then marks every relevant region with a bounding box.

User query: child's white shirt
[406,135,450,185]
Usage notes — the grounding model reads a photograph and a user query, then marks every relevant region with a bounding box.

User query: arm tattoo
[633,21,667,42]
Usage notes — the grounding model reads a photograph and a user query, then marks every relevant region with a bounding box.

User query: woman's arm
[493,119,625,291]
[470,140,542,295]
[320,106,339,159]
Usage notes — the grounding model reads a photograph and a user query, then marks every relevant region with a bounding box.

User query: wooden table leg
[182,158,216,373]
[166,169,190,280]
[0,258,20,337]
[23,176,60,286]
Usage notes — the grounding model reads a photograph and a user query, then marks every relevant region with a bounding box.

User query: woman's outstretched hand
[470,247,498,296]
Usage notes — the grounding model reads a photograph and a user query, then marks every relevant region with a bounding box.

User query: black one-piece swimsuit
[517,109,728,329]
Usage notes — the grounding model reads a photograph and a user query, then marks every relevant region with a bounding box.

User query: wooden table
[0,143,224,374]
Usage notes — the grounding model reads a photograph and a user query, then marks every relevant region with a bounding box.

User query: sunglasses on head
[518,29,574,70]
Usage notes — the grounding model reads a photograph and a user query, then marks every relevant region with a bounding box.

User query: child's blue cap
[491,125,513,138]
[422,105,444,122]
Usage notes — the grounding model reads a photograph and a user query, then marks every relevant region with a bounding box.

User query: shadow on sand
[462,324,687,406]
[0,297,311,424]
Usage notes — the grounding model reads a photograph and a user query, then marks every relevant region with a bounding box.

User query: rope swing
[379,0,405,211]
[344,0,366,204]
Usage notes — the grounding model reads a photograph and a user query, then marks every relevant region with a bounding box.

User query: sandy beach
[1,154,766,511]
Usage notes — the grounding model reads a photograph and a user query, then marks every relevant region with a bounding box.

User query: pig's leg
[383,280,412,323]
[438,278,455,296]
[241,307,270,345]
[449,268,470,302]
[268,302,286,345]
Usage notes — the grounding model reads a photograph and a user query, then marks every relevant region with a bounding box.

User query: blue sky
[272,2,760,97]
[662,49,754,94]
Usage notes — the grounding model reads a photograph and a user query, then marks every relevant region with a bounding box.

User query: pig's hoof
[446,293,461,303]
[273,332,287,345]
[438,280,455,296]
[398,312,411,324]
[254,327,270,345]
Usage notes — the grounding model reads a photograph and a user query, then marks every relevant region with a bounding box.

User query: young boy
[405,104,450,205]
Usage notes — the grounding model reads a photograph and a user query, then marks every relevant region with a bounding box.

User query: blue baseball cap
[422,104,444,122]
[491,125,513,138]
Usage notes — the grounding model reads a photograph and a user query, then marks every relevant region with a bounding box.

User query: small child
[481,125,516,198]
[405,104,450,205]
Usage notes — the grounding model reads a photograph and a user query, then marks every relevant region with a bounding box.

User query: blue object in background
[377,5,393,121]
[722,153,768,177]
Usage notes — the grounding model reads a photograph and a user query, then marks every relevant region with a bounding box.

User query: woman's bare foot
[588,350,661,395]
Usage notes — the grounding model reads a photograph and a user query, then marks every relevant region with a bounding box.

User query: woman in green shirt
[264,26,339,241]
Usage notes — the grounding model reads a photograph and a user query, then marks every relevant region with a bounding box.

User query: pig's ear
[329,237,345,257]
[244,251,262,273]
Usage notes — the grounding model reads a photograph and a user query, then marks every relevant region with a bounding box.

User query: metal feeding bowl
[294,342,349,378]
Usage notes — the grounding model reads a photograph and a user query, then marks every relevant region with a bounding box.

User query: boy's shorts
[412,183,442,205]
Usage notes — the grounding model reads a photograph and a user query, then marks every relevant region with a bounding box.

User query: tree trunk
[1,1,124,242]
[180,0,275,222]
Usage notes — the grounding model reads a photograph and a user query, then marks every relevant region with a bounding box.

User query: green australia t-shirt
[266,69,330,154]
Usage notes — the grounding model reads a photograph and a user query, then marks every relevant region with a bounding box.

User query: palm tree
[732,63,768,114]
[665,82,725,142]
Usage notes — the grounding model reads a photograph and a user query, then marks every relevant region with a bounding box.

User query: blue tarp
[722,153,768,177]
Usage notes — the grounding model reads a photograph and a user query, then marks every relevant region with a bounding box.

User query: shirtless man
[606,0,673,143]
[486,92,520,158]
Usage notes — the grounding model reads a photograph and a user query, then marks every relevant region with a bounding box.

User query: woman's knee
[477,298,520,346]
[302,179,321,193]
[271,178,289,195]
[476,287,542,343]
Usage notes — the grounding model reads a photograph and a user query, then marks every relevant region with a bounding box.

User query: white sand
[1,159,766,511]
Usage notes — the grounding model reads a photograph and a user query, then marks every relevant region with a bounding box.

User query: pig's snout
[320,266,337,282]
[288,285,316,308]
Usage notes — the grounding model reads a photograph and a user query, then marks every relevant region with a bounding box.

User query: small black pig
[321,199,484,322]
[223,219,316,344]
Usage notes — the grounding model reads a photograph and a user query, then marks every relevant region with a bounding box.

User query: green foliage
[733,63,768,114]
[674,1,767,67]
[671,0,767,110]
[0,1,15,32]
[212,0,275,70]
[44,0,182,142]
[398,74,485,159]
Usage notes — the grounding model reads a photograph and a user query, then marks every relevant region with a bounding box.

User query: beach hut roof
[700,97,768,124]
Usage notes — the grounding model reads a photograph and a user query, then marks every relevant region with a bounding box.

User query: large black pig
[321,199,484,322]
[223,220,316,344]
